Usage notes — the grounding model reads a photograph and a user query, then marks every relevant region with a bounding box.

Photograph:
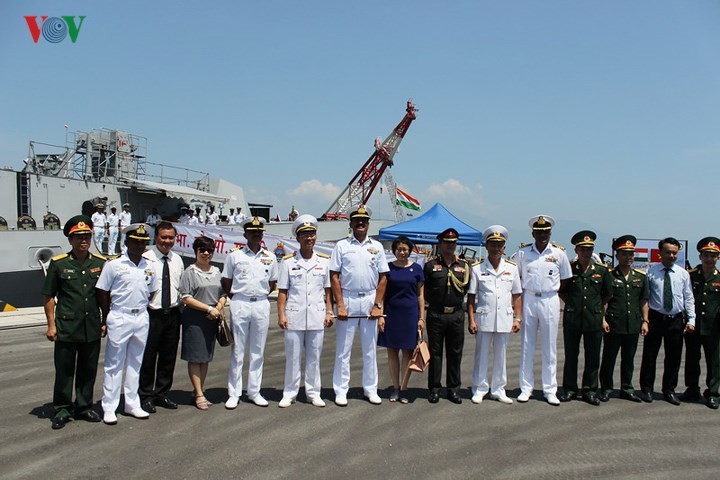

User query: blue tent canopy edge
[378,203,485,246]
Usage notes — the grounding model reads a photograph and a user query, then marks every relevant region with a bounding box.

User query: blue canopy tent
[378,203,484,246]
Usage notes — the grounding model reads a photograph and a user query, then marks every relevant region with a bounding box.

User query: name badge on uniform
[91,267,101,273]
[591,274,601,279]
[367,247,379,255]
[433,265,443,271]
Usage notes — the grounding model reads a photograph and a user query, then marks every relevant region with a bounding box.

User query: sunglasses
[197,247,214,254]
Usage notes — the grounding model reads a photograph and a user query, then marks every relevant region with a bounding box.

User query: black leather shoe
[558,391,576,402]
[679,389,701,402]
[663,392,681,406]
[428,392,440,404]
[707,397,719,410]
[638,390,653,403]
[583,393,601,406]
[141,399,156,414]
[447,391,462,404]
[51,416,70,430]
[619,391,642,403]
[75,409,101,423]
[597,391,610,402]
[154,397,178,410]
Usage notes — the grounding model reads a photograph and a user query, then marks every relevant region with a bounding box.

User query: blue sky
[1,0,719,256]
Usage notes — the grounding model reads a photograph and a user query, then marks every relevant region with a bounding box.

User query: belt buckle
[443,306,455,314]
[131,308,139,314]
[250,297,257,302]
[358,292,366,297]
[534,292,542,297]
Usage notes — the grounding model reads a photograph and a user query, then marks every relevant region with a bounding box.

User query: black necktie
[663,267,673,311]
[162,255,171,309]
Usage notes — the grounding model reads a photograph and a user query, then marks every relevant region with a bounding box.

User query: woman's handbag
[401,329,430,389]
[217,316,234,347]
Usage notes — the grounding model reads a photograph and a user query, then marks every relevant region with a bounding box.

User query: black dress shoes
[75,409,101,423]
[663,392,681,406]
[638,390,653,403]
[51,416,70,430]
[619,391,642,403]
[447,391,462,404]
[154,397,178,410]
[679,389,702,402]
[558,391,576,402]
[597,391,610,402]
[141,399,157,414]
[428,392,440,404]
[707,397,719,410]
[583,393,601,406]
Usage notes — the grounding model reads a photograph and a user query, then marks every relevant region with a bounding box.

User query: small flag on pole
[396,187,421,211]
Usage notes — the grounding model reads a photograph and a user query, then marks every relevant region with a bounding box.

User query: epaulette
[472,260,482,267]
[108,255,121,261]
[594,262,608,269]
[230,247,242,252]
[551,241,565,250]
[317,253,330,259]
[92,253,107,261]
[505,259,516,265]
[519,242,531,248]
[633,268,646,275]
[282,253,294,259]
[688,267,698,273]
[51,253,68,261]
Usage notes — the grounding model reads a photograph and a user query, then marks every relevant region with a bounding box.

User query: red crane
[322,101,417,220]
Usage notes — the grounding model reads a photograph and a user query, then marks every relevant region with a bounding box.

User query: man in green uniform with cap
[682,237,720,409]
[558,230,613,405]
[598,235,648,403]
[41,215,106,429]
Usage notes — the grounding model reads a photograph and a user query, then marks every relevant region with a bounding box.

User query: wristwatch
[374,303,383,309]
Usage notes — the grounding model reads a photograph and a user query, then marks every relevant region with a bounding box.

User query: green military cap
[437,228,459,242]
[613,235,637,251]
[63,215,93,237]
[571,230,596,247]
[697,236,720,253]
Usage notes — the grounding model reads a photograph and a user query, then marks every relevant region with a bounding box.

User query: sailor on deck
[91,204,107,253]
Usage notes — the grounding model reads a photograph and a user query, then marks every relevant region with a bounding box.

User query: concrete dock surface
[1,304,719,479]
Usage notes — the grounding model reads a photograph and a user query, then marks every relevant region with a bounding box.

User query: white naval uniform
[178,214,190,225]
[235,213,246,224]
[468,258,522,398]
[96,254,159,414]
[278,252,331,400]
[227,215,236,225]
[329,235,390,398]
[188,215,199,225]
[145,214,162,241]
[106,213,120,255]
[514,243,572,396]
[206,212,219,225]
[119,210,132,252]
[91,212,107,251]
[222,246,279,399]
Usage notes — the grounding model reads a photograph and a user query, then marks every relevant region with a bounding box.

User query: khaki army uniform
[599,267,647,396]
[561,261,613,396]
[41,251,106,419]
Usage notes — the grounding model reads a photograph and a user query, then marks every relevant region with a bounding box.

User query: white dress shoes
[309,397,326,407]
[249,394,269,407]
[545,393,560,406]
[278,396,296,408]
[491,393,514,404]
[225,396,240,410]
[517,391,532,403]
[103,411,118,425]
[125,408,150,419]
[334,395,348,407]
[471,393,485,404]
[365,393,382,405]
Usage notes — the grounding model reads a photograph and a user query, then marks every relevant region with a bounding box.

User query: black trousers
[139,308,181,401]
[53,340,100,418]
[599,332,640,394]
[426,309,464,392]
[639,309,684,393]
[562,329,602,394]
[684,332,720,397]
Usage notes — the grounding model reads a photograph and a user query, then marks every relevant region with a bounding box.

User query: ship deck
[1,305,719,479]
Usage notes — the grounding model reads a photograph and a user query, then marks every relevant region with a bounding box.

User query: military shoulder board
[282,253,294,259]
[92,253,107,261]
[230,247,242,253]
[505,259,516,265]
[317,253,330,259]
[51,253,68,261]
[518,242,531,249]
[551,241,566,250]
[472,260,482,267]
[633,269,646,275]
[688,267,698,273]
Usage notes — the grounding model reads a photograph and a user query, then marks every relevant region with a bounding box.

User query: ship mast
[322,101,417,220]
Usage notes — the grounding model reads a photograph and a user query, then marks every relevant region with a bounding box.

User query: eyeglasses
[197,247,214,254]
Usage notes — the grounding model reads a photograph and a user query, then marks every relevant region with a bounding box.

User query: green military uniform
[560,230,613,401]
[684,238,720,406]
[41,217,106,422]
[599,266,647,396]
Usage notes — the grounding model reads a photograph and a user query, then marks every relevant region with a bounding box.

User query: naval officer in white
[277,215,334,408]
[96,224,159,425]
[468,225,522,405]
[222,216,278,409]
[91,203,107,253]
[514,215,572,406]
[330,205,389,406]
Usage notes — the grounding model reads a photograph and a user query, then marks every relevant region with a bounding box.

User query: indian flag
[396,187,421,211]
[634,248,649,262]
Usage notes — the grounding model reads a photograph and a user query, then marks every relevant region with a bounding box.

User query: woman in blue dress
[378,236,425,403]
